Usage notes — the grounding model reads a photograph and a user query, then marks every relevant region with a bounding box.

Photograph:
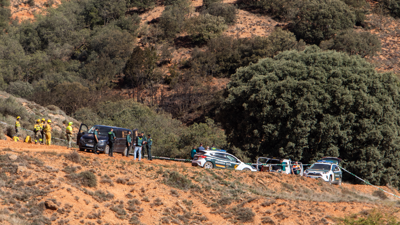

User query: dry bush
[64,151,81,164]
[372,190,388,200]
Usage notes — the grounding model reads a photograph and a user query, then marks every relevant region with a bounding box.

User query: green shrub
[378,0,400,18]
[68,171,97,187]
[159,3,190,39]
[0,97,30,121]
[0,0,11,32]
[64,151,81,164]
[231,207,255,222]
[203,3,237,25]
[372,190,388,200]
[163,171,192,190]
[6,81,34,99]
[123,46,158,88]
[339,210,399,224]
[188,28,299,77]
[185,14,227,43]
[237,0,300,20]
[292,0,355,44]
[202,0,221,8]
[320,29,381,57]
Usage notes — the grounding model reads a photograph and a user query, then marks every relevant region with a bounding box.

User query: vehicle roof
[93,125,132,131]
[313,162,335,165]
[200,150,235,156]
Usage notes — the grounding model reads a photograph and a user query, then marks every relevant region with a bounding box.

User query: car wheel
[79,148,85,151]
[242,168,251,171]
[122,147,128,156]
[104,145,110,154]
[328,175,333,184]
[204,162,214,169]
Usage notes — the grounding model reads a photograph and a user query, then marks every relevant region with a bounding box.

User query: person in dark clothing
[191,146,197,159]
[198,143,205,151]
[126,131,132,157]
[108,128,116,157]
[147,134,153,161]
[94,128,99,154]
[141,132,147,158]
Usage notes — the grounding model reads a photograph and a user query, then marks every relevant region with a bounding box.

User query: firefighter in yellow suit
[33,119,41,144]
[66,122,73,149]
[15,116,21,137]
[44,120,52,145]
[41,118,46,144]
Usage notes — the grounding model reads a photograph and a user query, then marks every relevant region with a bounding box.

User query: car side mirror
[82,132,85,135]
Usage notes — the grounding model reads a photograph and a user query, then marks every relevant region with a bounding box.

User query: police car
[304,157,342,185]
[192,150,257,171]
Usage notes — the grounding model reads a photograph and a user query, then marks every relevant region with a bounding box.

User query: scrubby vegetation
[218,46,400,187]
[0,0,399,191]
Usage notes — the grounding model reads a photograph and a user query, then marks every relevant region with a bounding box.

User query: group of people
[190,143,218,158]
[14,116,53,145]
[92,128,153,160]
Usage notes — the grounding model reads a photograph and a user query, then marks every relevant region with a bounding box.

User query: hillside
[0,141,400,225]
[0,91,80,142]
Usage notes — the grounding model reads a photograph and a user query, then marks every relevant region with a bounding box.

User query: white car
[192,150,257,171]
[304,157,342,185]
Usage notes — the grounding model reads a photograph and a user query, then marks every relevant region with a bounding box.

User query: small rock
[17,166,27,174]
[45,200,58,210]
[8,154,18,161]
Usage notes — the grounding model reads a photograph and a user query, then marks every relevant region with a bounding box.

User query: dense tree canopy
[293,0,355,44]
[218,46,400,187]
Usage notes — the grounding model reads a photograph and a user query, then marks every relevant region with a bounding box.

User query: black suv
[76,124,137,156]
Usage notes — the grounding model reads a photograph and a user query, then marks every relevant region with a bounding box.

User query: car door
[213,153,229,169]
[332,165,341,182]
[226,155,240,170]
[114,130,123,152]
[76,124,88,145]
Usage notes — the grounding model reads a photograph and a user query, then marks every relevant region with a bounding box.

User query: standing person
[141,132,147,159]
[44,120,52,145]
[146,134,152,161]
[93,128,99,154]
[291,161,300,175]
[15,116,21,137]
[41,118,46,144]
[134,132,143,161]
[191,146,197,159]
[33,119,41,144]
[66,122,73,149]
[126,131,132,157]
[210,144,217,150]
[108,128,116,157]
[198,143,205,151]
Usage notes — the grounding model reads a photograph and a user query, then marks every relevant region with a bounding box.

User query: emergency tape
[339,165,400,199]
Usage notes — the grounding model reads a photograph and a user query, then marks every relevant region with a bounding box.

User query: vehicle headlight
[98,140,106,146]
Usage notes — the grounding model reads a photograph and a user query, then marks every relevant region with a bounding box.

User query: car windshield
[88,126,112,136]
[310,164,331,170]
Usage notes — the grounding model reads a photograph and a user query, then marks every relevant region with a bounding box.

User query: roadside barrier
[339,165,400,199]
[152,156,192,162]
